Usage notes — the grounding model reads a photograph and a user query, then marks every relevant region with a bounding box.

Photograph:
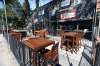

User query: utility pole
[3,0,9,42]
[2,15,4,34]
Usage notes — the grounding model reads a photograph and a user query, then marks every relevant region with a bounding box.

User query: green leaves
[5,0,18,5]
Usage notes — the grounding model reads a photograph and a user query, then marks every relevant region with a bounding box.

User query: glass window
[73,0,82,6]
[38,10,44,15]
[42,10,44,14]
[51,5,59,16]
[61,0,71,7]
[38,11,41,15]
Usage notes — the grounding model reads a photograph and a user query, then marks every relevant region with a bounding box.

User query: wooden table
[62,32,78,37]
[61,32,79,47]
[12,29,28,32]
[22,37,55,66]
[22,37,55,51]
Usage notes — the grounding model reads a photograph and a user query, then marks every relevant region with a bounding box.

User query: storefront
[51,0,96,39]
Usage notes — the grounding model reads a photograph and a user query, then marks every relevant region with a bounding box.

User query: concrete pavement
[0,34,20,66]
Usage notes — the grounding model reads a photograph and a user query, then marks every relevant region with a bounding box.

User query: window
[38,10,44,15]
[61,0,71,7]
[51,5,59,16]
[73,0,82,6]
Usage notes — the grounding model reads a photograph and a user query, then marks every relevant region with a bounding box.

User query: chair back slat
[51,42,59,55]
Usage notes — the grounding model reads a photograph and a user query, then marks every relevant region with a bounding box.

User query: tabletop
[22,37,55,51]
[12,29,28,32]
[34,29,47,33]
[62,32,78,37]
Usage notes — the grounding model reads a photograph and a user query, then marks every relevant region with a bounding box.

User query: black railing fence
[4,33,59,66]
[93,43,100,66]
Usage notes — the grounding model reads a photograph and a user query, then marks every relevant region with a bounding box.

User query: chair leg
[73,43,80,53]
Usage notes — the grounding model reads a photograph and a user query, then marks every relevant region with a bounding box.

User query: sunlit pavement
[59,39,93,66]
[0,34,20,66]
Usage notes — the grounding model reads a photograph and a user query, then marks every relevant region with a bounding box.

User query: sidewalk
[0,34,20,66]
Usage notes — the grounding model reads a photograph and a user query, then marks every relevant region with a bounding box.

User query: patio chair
[34,29,48,38]
[43,42,59,63]
[72,33,81,53]
[61,39,73,52]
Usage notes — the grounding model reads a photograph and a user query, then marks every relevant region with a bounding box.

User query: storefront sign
[60,8,76,20]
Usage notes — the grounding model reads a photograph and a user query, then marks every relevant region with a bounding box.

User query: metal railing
[4,33,59,66]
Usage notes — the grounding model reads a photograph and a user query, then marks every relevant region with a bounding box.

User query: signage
[60,8,77,20]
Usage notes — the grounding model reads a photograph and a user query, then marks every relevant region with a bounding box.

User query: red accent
[60,7,77,20]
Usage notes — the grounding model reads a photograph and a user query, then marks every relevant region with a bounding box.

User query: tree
[4,0,36,29]
[24,0,30,13]
[5,0,18,5]
[36,0,39,15]
[3,0,26,29]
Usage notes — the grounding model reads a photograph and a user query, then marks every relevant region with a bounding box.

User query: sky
[19,0,52,10]
[0,1,3,8]
[0,0,52,10]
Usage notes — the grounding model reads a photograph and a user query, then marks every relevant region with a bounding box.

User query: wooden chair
[60,32,72,52]
[72,33,81,53]
[34,29,48,38]
[43,42,59,63]
[61,39,72,51]
[72,29,88,52]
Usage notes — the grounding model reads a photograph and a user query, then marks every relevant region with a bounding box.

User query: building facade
[32,0,96,38]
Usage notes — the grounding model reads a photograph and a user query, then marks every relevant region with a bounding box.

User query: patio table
[12,29,28,32]
[61,32,79,48]
[22,37,55,66]
[22,37,55,51]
